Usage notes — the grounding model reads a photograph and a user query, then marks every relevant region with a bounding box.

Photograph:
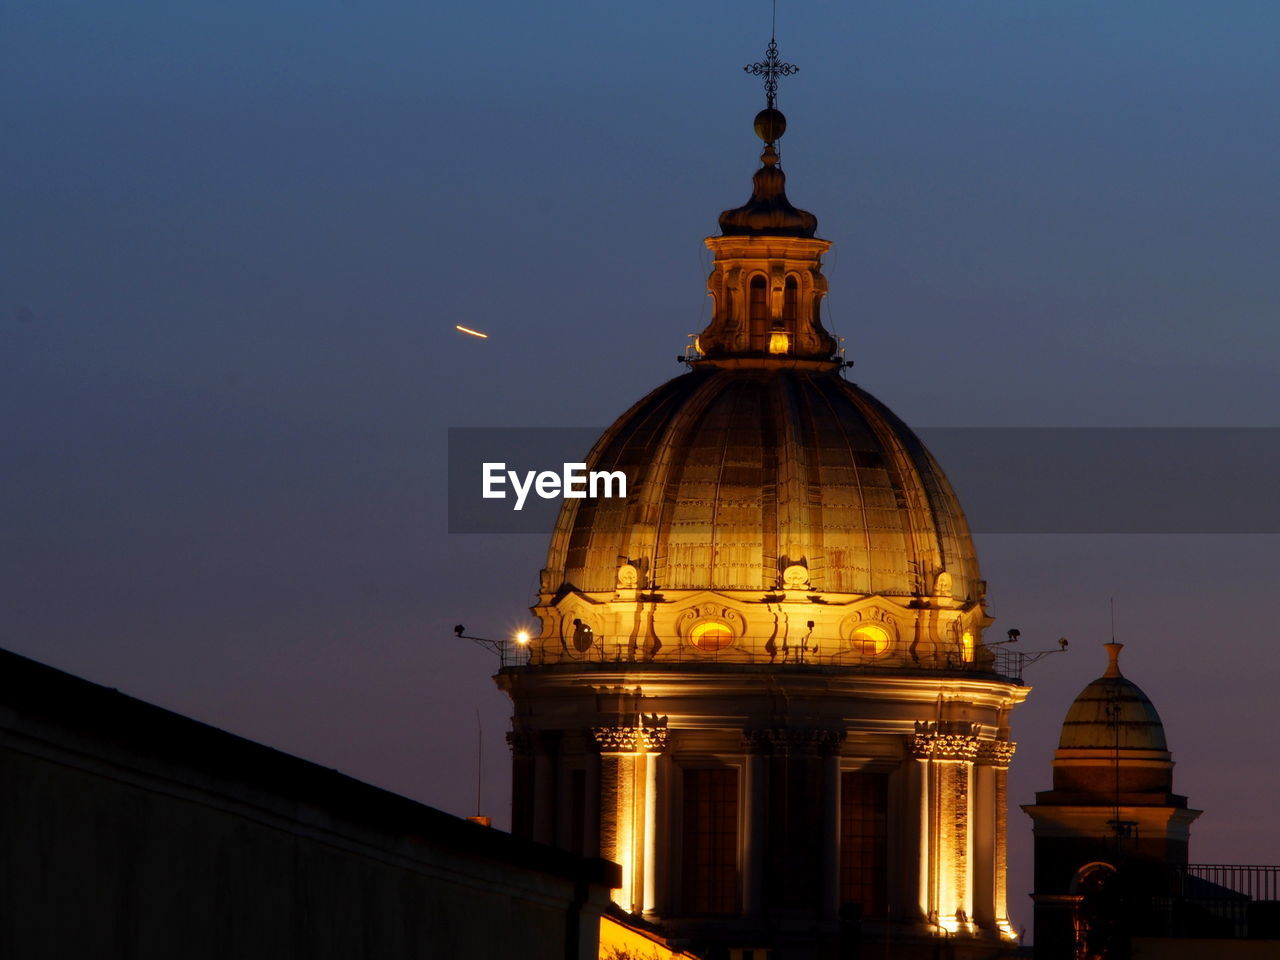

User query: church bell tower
[497,35,1028,960]
[1023,644,1200,959]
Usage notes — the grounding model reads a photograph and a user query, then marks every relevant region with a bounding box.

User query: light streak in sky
[455,324,489,339]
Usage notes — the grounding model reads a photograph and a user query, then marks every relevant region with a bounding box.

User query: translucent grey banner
[448,427,1280,534]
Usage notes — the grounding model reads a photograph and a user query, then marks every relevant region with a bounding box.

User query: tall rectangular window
[682,767,740,915]
[840,770,888,917]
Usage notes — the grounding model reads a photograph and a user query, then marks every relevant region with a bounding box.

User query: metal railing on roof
[494,636,1041,682]
[1141,864,1280,940]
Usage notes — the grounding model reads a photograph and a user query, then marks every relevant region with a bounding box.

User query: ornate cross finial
[744,36,798,110]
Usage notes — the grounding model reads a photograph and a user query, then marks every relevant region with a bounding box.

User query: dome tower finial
[744,4,796,154]
[697,21,834,363]
[744,33,797,149]
[719,23,815,239]
[1103,641,1123,678]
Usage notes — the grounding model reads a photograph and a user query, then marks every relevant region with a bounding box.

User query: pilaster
[908,721,980,934]
[593,715,669,914]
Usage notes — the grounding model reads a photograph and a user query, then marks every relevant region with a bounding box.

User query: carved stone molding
[593,713,669,755]
[593,726,641,753]
[976,739,1017,767]
[781,563,810,590]
[910,720,981,761]
[743,726,846,756]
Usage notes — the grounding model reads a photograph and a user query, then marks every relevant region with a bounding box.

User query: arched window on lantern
[783,275,798,325]
[749,275,768,326]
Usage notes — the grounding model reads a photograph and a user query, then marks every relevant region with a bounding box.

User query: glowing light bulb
[515,631,530,645]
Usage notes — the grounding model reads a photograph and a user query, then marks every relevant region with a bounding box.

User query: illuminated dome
[503,55,1030,957]
[542,107,979,607]
[1058,642,1167,751]
[1043,642,1180,812]
[544,366,980,601]
[528,96,994,673]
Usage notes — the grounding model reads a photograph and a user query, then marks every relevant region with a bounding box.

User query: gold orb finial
[754,107,787,144]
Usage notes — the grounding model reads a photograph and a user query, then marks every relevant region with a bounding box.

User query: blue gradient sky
[5,1,1280,936]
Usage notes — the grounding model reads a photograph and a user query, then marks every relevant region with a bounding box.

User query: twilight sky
[4,0,1280,937]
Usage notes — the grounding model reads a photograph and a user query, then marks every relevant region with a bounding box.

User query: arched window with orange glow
[961,630,975,663]
[850,624,890,656]
[690,621,735,651]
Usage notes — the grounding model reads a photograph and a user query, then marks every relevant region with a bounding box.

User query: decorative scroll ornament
[593,714,669,755]
[781,563,810,590]
[910,720,981,761]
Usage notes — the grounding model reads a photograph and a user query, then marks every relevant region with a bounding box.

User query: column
[820,734,842,921]
[651,750,673,916]
[593,715,669,915]
[639,715,669,915]
[908,720,980,934]
[641,756,662,913]
[903,752,932,921]
[594,724,640,910]
[894,754,928,922]
[742,731,770,918]
[976,740,1016,938]
[506,729,535,839]
[584,748,601,857]
[972,760,996,926]
[532,731,560,846]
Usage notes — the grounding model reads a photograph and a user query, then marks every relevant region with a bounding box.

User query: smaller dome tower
[1022,644,1201,960]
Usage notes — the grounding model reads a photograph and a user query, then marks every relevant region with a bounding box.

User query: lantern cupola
[697,126,837,363]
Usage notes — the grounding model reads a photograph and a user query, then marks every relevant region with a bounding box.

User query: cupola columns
[697,233,836,363]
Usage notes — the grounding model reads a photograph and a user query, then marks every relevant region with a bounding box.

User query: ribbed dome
[1059,645,1167,750]
[544,365,981,601]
